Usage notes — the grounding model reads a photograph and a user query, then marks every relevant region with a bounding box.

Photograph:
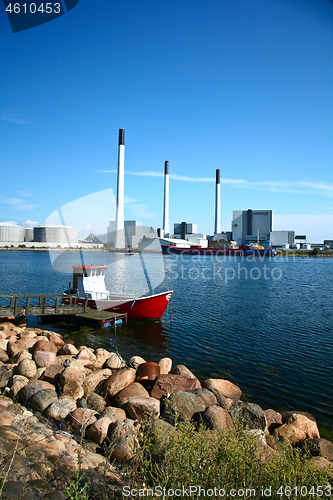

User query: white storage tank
[25,227,34,242]
[34,225,79,244]
[0,222,25,242]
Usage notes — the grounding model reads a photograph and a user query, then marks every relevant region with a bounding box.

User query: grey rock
[229,401,267,431]
[30,389,58,413]
[86,392,106,413]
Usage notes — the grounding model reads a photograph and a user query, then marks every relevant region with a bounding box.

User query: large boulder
[229,402,267,431]
[151,374,201,400]
[103,368,136,399]
[61,380,85,401]
[203,379,242,403]
[162,388,217,423]
[30,389,58,413]
[83,369,112,395]
[101,406,127,422]
[17,358,37,379]
[108,418,139,463]
[113,382,150,407]
[18,380,56,404]
[76,348,97,367]
[8,375,29,398]
[86,393,106,413]
[42,364,64,385]
[33,351,56,368]
[201,405,234,432]
[48,333,65,347]
[86,416,113,445]
[125,397,160,421]
[68,408,97,430]
[59,366,85,387]
[45,398,77,422]
[104,353,126,370]
[273,413,320,444]
[57,344,78,356]
[31,339,57,355]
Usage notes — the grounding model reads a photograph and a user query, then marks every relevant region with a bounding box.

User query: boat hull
[62,290,173,320]
[162,245,274,257]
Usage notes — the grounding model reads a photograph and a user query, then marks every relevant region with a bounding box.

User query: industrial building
[0,222,94,248]
[0,222,25,243]
[33,225,79,245]
[232,210,273,247]
[269,230,295,248]
[107,220,157,249]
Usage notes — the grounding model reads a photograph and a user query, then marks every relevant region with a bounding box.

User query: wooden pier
[48,310,127,329]
[0,294,89,317]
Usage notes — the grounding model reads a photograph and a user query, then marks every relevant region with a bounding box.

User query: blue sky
[1,0,333,242]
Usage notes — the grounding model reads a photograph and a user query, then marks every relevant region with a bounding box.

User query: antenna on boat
[91,225,93,266]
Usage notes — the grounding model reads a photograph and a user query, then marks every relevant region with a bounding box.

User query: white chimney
[115,128,125,248]
[163,161,170,237]
[214,169,221,234]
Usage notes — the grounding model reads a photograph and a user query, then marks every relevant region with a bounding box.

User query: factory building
[24,227,34,242]
[232,210,273,247]
[0,222,25,243]
[33,225,78,245]
[107,220,157,249]
[269,230,295,248]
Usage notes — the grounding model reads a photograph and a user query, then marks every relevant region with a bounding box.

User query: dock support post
[84,297,89,313]
[14,297,18,316]
[55,297,59,314]
[10,297,14,308]
[26,297,30,316]
[42,297,46,315]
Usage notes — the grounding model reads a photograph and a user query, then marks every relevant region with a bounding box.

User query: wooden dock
[0,294,89,317]
[50,310,127,329]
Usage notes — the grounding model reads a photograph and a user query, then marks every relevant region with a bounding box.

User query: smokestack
[115,128,125,248]
[163,161,170,237]
[214,168,220,235]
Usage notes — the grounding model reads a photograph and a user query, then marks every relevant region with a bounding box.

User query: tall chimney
[163,161,170,237]
[214,168,221,235]
[115,128,125,248]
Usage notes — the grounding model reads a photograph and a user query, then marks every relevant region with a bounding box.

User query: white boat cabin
[71,265,109,300]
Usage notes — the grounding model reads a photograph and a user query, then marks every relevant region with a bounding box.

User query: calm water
[0,249,332,435]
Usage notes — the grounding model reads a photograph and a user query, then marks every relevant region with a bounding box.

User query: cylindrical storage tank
[34,225,79,244]
[0,222,25,242]
[25,227,34,242]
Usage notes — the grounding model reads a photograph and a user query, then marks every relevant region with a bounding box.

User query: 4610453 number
[5,3,61,14]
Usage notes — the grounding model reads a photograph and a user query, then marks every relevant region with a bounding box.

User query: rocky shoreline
[0,317,332,499]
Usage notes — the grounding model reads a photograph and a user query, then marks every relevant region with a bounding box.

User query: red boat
[62,265,172,320]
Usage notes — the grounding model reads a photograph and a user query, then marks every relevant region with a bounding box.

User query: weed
[131,419,332,499]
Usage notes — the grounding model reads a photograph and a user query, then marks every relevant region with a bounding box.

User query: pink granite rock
[103,368,136,399]
[151,374,201,400]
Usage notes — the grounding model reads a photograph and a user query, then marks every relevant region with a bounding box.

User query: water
[0,249,332,435]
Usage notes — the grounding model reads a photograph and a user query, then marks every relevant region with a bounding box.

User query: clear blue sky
[1,0,333,242]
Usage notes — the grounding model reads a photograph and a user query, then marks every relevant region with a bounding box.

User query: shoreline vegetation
[0,317,332,499]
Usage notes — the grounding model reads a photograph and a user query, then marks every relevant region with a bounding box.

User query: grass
[131,420,332,499]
